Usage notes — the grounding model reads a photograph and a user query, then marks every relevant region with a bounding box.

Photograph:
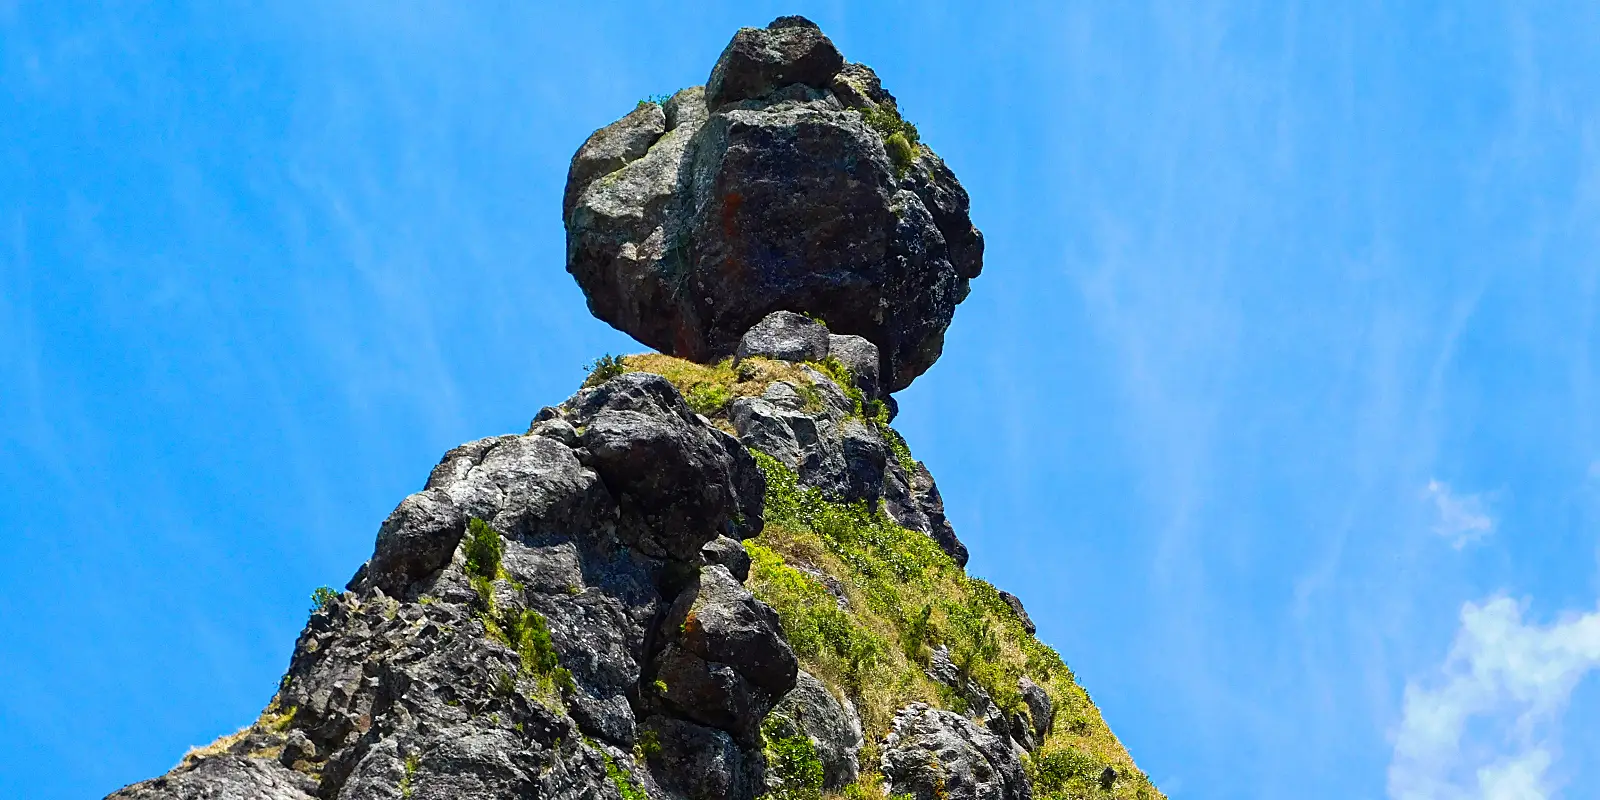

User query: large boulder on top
[565,15,982,392]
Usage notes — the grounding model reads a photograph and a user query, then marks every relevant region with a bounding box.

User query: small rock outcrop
[881,704,1031,800]
[566,17,982,391]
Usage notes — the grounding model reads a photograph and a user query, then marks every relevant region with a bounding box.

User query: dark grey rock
[573,372,764,557]
[910,462,967,567]
[644,715,758,800]
[566,23,982,392]
[669,565,798,696]
[652,565,797,743]
[828,333,882,400]
[839,418,887,505]
[527,417,580,447]
[367,489,467,596]
[768,670,864,790]
[999,590,1036,636]
[706,18,844,108]
[106,755,317,800]
[1019,675,1054,742]
[881,704,1031,800]
[702,535,752,582]
[736,310,830,363]
[563,102,665,220]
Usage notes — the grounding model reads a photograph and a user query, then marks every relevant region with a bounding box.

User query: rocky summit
[109,17,1162,800]
[565,16,982,392]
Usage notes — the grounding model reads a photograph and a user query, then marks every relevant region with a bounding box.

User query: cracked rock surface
[566,16,982,391]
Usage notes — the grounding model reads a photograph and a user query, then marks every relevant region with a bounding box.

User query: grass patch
[605,353,823,423]
[745,453,1162,799]
[481,606,576,704]
[399,753,419,799]
[464,517,504,580]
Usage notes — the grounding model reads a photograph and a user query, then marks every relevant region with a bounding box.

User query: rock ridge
[108,16,1163,800]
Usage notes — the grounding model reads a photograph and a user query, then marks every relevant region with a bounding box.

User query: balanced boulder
[565,16,983,391]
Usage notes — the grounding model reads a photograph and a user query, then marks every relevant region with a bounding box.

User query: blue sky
[6,2,1600,798]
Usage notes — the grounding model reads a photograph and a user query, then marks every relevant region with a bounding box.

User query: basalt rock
[108,17,1166,800]
[566,16,982,391]
[881,704,1031,800]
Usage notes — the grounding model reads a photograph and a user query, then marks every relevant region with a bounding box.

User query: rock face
[566,16,982,391]
[881,704,1031,800]
[722,312,968,565]
[107,17,1164,800]
[767,670,864,790]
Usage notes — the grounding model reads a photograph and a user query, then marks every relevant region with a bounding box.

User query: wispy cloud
[1388,597,1600,800]
[1425,480,1495,549]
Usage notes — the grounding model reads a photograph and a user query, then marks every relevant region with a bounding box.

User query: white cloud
[1388,597,1600,800]
[1426,480,1495,548]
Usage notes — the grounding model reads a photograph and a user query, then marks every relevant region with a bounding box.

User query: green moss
[635,728,662,760]
[480,603,574,704]
[603,752,648,800]
[858,104,921,176]
[464,518,503,581]
[758,716,824,800]
[686,381,733,415]
[399,753,420,799]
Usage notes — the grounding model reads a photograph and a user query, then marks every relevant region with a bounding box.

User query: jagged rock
[644,716,758,800]
[106,755,317,800]
[768,670,864,790]
[572,372,765,557]
[103,17,1170,800]
[727,361,969,561]
[566,17,982,391]
[707,17,844,108]
[563,102,666,220]
[367,488,467,595]
[999,590,1036,635]
[653,565,798,743]
[908,461,967,566]
[881,704,1031,800]
[702,534,752,582]
[828,333,882,400]
[527,417,580,447]
[735,310,830,363]
[1019,675,1054,741]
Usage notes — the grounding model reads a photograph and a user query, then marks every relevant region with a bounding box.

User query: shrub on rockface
[745,451,1161,798]
[463,517,503,579]
[760,715,825,800]
[309,586,338,614]
[583,354,631,387]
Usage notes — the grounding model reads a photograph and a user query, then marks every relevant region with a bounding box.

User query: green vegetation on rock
[746,453,1162,800]
[464,517,504,580]
[759,715,824,800]
[582,354,631,388]
[309,586,338,614]
[603,751,648,800]
[859,104,921,176]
